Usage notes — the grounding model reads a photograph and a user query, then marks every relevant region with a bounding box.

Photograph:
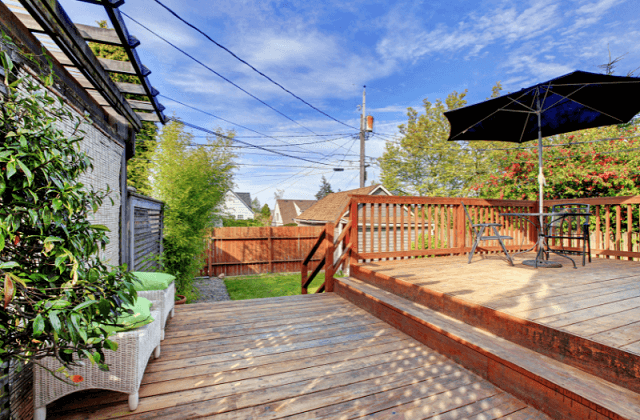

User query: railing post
[325,222,335,292]
[456,203,465,254]
[349,198,359,267]
[301,261,308,295]
[268,227,273,273]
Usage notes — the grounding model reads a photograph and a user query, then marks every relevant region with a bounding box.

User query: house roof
[235,192,252,209]
[295,185,390,223]
[276,199,317,225]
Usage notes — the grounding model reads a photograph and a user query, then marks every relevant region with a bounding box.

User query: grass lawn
[224,272,330,300]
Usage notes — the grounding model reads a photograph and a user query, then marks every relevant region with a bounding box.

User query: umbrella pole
[537,100,545,265]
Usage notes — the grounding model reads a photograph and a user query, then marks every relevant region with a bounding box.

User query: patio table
[500,212,590,269]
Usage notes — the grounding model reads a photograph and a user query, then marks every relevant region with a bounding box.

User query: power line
[160,94,356,154]
[235,163,360,168]
[172,118,336,166]
[187,135,357,149]
[151,0,360,131]
[122,12,324,136]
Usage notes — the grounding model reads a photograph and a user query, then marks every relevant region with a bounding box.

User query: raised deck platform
[45,294,547,419]
[336,253,640,419]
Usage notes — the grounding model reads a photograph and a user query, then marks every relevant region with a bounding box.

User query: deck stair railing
[301,203,351,294]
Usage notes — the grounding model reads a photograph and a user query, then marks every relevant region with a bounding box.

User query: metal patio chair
[546,203,591,266]
[463,203,514,266]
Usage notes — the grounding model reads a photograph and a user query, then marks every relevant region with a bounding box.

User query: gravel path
[192,276,231,303]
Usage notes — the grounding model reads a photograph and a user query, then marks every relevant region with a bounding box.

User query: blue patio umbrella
[444,70,640,215]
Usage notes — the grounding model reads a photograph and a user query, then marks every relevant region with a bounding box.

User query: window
[237,214,244,220]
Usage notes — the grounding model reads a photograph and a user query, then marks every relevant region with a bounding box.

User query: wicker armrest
[137,281,175,341]
[34,310,162,420]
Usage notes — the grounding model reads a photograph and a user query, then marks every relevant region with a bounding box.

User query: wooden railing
[301,194,640,293]
[301,203,351,294]
[347,195,539,263]
[544,196,640,260]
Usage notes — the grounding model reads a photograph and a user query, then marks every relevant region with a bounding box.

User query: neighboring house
[294,185,392,226]
[0,1,166,267]
[223,191,255,220]
[272,199,317,226]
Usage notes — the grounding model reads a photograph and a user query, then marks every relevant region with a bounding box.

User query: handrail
[302,230,326,266]
[301,228,326,294]
[301,200,353,294]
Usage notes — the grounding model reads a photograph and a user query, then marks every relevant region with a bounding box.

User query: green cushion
[101,297,154,334]
[131,271,175,291]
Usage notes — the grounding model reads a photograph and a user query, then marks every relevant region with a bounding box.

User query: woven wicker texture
[138,281,175,339]
[33,310,161,412]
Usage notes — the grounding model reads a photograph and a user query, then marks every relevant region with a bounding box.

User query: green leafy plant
[0,39,137,375]
[144,121,236,301]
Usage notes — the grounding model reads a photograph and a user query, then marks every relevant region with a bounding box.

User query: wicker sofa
[33,309,161,420]
[137,281,175,341]
[132,272,176,341]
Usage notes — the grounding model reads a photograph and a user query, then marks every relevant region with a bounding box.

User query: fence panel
[200,226,325,277]
[127,191,164,271]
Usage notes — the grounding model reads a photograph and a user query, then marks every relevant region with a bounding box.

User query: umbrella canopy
[445,71,640,143]
[444,70,640,215]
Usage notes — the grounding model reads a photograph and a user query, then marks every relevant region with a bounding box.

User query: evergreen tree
[251,197,261,212]
[315,176,334,200]
[261,204,271,217]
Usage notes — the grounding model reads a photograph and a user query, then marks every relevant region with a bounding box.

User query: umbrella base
[523,259,562,268]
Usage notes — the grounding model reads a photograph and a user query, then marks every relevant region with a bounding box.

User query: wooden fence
[200,226,326,277]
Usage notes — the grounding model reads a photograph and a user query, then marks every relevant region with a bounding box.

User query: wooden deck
[358,253,640,356]
[46,293,548,419]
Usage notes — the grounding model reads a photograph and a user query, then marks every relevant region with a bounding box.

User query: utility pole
[359,86,366,188]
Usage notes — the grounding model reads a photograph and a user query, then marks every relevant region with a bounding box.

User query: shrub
[0,41,137,374]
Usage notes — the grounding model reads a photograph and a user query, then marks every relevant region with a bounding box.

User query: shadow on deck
[45,293,547,419]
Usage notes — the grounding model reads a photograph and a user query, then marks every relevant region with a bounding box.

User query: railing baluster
[378,202,382,255]
[385,203,390,255]
[362,202,367,262]
[393,204,398,255]
[605,205,611,258]
[615,205,622,260]
[400,202,405,253]
[628,204,633,260]
[370,202,374,255]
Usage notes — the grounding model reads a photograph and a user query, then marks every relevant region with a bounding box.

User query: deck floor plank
[360,253,640,356]
[46,294,545,420]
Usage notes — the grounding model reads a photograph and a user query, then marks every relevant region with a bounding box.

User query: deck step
[335,276,640,420]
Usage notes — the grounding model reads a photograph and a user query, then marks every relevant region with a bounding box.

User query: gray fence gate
[126,190,164,271]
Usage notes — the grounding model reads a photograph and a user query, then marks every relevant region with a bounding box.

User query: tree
[378,91,471,196]
[251,197,261,212]
[261,204,271,217]
[379,84,511,197]
[0,44,136,374]
[88,21,158,192]
[315,176,334,200]
[147,121,236,299]
[473,123,640,200]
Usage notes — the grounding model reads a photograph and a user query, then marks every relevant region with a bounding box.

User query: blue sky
[58,0,640,208]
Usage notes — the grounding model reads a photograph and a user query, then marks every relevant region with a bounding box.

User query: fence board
[200,226,325,277]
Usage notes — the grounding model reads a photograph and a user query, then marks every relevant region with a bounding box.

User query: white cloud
[375,0,562,63]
